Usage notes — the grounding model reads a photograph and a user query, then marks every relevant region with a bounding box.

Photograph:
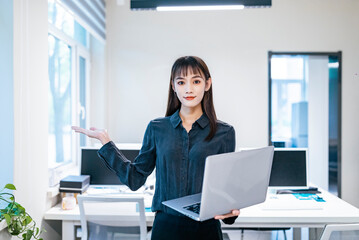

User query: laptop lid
[199,146,274,220]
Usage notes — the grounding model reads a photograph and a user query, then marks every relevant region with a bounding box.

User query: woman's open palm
[72,126,111,145]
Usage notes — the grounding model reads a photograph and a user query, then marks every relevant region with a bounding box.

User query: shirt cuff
[98,141,115,156]
[222,216,238,225]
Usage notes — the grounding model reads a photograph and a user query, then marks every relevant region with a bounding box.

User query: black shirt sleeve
[97,121,156,191]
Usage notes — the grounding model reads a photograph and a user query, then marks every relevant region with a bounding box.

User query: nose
[185,82,194,94]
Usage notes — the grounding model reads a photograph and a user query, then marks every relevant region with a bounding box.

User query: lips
[184,96,196,100]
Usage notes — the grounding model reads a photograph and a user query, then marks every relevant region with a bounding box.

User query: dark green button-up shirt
[98,110,236,223]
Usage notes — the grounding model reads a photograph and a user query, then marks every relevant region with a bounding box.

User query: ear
[171,81,176,92]
[205,78,212,91]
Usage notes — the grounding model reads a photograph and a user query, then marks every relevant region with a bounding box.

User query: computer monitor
[269,148,308,187]
[80,144,141,185]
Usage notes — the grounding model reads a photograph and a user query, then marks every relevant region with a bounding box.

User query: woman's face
[172,68,212,110]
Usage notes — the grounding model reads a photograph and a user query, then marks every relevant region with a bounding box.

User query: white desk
[44,189,359,240]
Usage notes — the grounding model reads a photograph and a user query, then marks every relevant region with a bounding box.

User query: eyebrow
[192,75,203,79]
[174,75,203,80]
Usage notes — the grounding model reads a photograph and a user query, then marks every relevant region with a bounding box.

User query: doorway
[268,51,341,196]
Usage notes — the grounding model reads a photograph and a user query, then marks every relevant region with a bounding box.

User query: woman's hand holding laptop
[214,209,240,220]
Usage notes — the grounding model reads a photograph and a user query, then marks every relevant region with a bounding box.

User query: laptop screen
[269,148,307,187]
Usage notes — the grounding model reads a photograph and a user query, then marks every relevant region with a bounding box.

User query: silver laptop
[162,146,274,221]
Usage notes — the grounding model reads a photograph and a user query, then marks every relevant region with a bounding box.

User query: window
[48,0,90,186]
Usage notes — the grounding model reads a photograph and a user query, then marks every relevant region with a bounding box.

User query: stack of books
[59,175,90,194]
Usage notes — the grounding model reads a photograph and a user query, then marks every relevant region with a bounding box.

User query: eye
[177,81,185,85]
[194,80,201,84]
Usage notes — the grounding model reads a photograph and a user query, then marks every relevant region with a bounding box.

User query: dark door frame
[268,51,342,197]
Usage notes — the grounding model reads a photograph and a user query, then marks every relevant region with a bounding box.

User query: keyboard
[184,202,201,214]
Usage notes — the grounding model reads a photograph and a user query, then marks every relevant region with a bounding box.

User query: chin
[181,101,202,109]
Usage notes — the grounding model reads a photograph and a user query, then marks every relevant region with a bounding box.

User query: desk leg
[293,228,301,240]
[62,220,75,240]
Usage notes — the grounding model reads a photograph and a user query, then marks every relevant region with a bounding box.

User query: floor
[223,228,310,240]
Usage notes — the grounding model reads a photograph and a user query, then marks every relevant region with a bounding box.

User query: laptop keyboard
[184,202,201,214]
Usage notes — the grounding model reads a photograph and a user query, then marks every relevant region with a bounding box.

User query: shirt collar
[170,109,210,129]
[170,109,182,128]
[196,113,210,129]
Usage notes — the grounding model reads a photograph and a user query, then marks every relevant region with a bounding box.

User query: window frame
[48,19,91,186]
[76,46,91,154]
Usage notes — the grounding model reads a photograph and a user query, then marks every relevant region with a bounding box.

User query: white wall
[13,0,49,237]
[89,35,107,145]
[307,56,329,190]
[106,0,359,207]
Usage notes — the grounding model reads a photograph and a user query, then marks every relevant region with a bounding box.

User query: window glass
[48,34,73,167]
[271,57,303,80]
[48,0,87,47]
[270,56,308,148]
[48,0,74,38]
[79,56,87,147]
[74,21,87,47]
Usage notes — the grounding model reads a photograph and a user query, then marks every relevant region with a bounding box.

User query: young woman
[72,56,240,240]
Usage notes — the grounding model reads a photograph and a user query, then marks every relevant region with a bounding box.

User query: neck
[179,105,203,123]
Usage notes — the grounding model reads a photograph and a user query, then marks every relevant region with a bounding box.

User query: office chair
[319,223,359,240]
[77,194,149,240]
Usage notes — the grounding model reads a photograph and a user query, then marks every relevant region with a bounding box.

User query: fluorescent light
[156,5,245,11]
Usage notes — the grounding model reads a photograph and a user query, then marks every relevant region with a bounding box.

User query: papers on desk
[292,193,326,202]
[84,185,153,208]
[86,185,151,195]
[86,185,129,194]
[260,194,324,210]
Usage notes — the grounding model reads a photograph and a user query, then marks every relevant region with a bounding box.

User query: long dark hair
[165,56,217,141]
